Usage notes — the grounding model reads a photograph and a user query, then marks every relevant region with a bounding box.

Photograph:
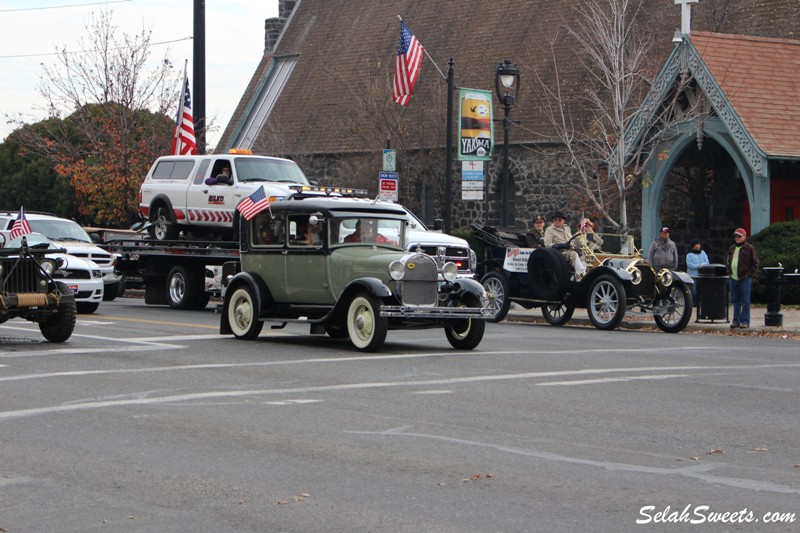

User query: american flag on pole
[392,20,424,106]
[237,186,270,220]
[171,65,197,156]
[9,207,33,240]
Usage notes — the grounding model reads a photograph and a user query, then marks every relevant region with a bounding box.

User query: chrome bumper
[380,305,493,319]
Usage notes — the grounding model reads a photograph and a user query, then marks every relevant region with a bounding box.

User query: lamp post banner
[458,88,494,161]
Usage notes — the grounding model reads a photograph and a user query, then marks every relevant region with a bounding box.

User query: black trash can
[695,264,729,322]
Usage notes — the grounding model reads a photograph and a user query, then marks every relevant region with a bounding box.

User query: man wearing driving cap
[525,213,546,248]
[648,226,678,270]
[726,227,759,329]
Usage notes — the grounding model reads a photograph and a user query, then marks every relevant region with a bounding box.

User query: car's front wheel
[227,286,264,340]
[541,302,574,326]
[346,292,388,352]
[480,271,510,322]
[654,280,693,333]
[586,274,626,330]
[149,204,179,241]
[39,282,77,343]
[444,294,486,350]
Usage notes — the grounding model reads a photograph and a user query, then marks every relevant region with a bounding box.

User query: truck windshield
[234,158,309,185]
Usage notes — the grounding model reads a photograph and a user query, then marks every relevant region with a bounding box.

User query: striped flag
[9,207,33,240]
[392,21,424,106]
[237,186,270,220]
[171,66,197,156]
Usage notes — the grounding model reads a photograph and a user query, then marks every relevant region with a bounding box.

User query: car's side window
[253,214,284,247]
[288,214,322,247]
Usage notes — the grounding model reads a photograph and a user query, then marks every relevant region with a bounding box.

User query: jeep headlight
[40,259,58,275]
[442,262,458,282]
[659,269,674,287]
[389,260,405,281]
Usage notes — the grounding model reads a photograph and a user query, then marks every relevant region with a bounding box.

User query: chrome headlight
[389,260,405,281]
[469,248,477,271]
[630,268,642,285]
[659,269,674,287]
[442,262,458,282]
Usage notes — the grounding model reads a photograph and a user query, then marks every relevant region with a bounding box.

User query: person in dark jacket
[726,227,759,329]
[525,213,546,248]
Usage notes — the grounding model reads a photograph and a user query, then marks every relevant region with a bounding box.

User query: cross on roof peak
[675,0,699,35]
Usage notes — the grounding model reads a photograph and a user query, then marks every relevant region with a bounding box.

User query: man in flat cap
[726,227,758,329]
[525,213,546,248]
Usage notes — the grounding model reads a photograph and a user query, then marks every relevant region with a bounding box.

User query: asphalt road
[1,298,798,532]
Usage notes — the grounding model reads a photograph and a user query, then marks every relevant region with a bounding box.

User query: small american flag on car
[237,186,270,220]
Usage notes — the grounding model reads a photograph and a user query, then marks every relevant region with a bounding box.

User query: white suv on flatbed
[139,151,310,241]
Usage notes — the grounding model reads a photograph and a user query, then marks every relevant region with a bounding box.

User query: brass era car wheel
[586,274,627,330]
[654,280,693,333]
[444,294,486,350]
[227,286,264,340]
[347,292,388,352]
[480,271,511,323]
[541,302,574,326]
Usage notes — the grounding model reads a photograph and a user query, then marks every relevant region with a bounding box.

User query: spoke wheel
[541,302,574,326]
[444,294,486,350]
[227,286,263,340]
[480,271,510,322]
[346,292,388,352]
[654,281,693,333]
[586,274,626,330]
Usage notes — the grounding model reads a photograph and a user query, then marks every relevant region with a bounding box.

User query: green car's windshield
[233,158,310,185]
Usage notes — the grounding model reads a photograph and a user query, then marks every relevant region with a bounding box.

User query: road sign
[383,149,396,172]
[461,161,484,200]
[379,171,399,201]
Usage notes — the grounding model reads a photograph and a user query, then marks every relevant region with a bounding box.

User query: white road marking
[538,374,689,386]
[348,427,800,495]
[1,362,798,421]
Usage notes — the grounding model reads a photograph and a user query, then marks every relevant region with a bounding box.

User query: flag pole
[174,60,188,155]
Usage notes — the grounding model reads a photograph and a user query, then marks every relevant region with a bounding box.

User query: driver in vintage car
[544,211,585,276]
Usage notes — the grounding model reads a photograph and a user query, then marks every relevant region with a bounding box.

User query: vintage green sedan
[220,196,491,352]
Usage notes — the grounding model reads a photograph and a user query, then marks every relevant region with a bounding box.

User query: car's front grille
[1,257,44,295]
[415,245,471,271]
[632,265,656,298]
[400,254,438,306]
[70,251,113,268]
[55,270,91,280]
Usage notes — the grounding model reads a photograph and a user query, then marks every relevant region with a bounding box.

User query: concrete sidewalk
[506,304,800,337]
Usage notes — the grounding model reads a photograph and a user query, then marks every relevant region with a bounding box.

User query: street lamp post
[495,59,520,227]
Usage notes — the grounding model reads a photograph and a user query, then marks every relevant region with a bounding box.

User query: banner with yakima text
[458,88,494,161]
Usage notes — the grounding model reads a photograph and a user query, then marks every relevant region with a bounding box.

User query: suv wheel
[149,205,179,241]
[346,292,388,352]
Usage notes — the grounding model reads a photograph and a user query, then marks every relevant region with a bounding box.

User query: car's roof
[270,196,409,216]
[0,211,73,222]
[155,154,294,163]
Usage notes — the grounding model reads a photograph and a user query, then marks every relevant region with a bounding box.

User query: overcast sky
[0,0,279,149]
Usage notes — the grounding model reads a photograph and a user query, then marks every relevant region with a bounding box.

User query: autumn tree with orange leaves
[11,9,177,227]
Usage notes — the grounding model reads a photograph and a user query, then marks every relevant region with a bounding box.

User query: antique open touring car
[473,224,694,332]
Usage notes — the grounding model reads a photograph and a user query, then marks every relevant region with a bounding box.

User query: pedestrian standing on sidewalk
[726,228,759,329]
[648,227,678,270]
[686,238,709,305]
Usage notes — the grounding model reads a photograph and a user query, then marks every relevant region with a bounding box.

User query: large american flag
[171,69,197,156]
[392,21,424,106]
[237,186,270,220]
[9,207,33,240]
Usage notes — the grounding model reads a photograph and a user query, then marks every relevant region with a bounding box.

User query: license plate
[69,284,79,294]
